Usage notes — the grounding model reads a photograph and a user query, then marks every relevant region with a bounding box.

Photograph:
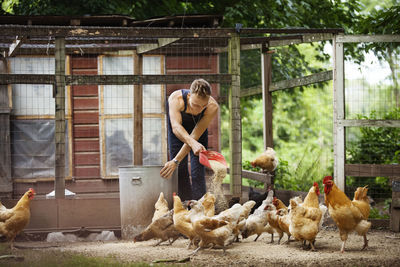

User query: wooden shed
[0,14,224,233]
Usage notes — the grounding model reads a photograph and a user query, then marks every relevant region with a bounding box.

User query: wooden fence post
[133,52,143,165]
[262,46,274,149]
[55,37,66,198]
[391,180,400,232]
[0,58,12,197]
[333,34,345,191]
[228,33,242,196]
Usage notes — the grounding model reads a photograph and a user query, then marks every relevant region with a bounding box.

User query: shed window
[99,55,166,177]
[9,57,70,181]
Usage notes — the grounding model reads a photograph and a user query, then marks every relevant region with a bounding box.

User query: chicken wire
[4,35,223,183]
[343,43,400,216]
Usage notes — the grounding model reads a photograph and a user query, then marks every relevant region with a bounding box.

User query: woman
[160,79,219,201]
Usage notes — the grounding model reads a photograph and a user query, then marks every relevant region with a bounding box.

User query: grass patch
[0,243,185,267]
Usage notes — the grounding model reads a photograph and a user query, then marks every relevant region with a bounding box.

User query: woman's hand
[189,139,206,156]
[160,160,178,179]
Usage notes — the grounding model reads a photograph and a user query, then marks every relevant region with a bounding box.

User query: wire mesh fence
[344,42,400,219]
[1,32,226,196]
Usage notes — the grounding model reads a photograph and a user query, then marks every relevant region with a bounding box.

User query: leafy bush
[346,108,399,199]
[347,108,400,165]
[242,160,264,188]
[242,150,328,192]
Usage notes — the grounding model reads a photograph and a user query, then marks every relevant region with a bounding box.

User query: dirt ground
[16,227,400,266]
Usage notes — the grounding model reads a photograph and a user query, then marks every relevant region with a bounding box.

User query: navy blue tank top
[167,89,206,133]
[180,89,206,131]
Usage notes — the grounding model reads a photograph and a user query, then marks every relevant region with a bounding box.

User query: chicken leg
[340,231,348,253]
[340,240,346,253]
[189,246,202,256]
[362,234,368,250]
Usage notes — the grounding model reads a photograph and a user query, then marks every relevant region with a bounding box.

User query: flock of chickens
[134,148,372,255]
[0,149,371,256]
[133,176,371,255]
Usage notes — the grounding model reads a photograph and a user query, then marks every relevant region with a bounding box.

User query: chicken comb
[313,182,319,191]
[173,192,176,197]
[313,182,320,196]
[322,176,333,184]
[29,188,35,193]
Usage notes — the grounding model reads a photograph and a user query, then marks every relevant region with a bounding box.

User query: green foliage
[221,43,334,192]
[347,108,400,165]
[241,160,264,188]
[273,147,329,192]
[370,206,389,219]
[369,198,391,219]
[9,0,134,15]
[346,108,399,200]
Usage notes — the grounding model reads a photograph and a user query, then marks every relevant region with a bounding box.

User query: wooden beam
[268,33,333,47]
[0,25,344,38]
[240,70,333,97]
[54,37,66,199]
[333,34,345,191]
[227,168,271,184]
[345,164,400,178]
[0,25,235,38]
[270,70,333,92]
[217,33,334,52]
[262,49,273,149]
[338,119,400,128]
[336,34,400,43]
[8,36,25,57]
[137,38,180,54]
[1,46,219,56]
[228,33,242,197]
[0,73,232,85]
[133,52,143,165]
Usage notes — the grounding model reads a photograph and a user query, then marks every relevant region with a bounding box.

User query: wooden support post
[228,33,242,197]
[333,34,345,191]
[391,179,400,232]
[262,47,274,149]
[55,37,66,199]
[0,58,12,196]
[133,52,143,165]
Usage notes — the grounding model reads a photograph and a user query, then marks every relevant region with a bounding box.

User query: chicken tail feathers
[355,220,371,236]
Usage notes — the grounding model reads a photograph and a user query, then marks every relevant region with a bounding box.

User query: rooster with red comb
[323,175,371,252]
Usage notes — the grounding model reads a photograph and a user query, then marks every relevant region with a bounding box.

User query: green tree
[355,5,400,107]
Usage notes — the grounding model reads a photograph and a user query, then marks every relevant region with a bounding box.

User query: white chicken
[241,189,275,242]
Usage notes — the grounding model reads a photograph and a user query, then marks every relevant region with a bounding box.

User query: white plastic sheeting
[11,120,69,179]
[46,188,76,199]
